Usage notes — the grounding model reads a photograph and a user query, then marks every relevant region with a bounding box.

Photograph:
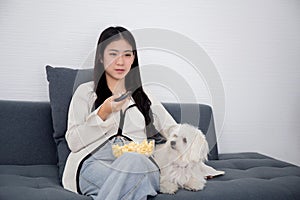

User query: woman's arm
[65,84,116,153]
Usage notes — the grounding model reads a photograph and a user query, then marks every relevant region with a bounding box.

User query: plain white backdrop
[0,0,299,166]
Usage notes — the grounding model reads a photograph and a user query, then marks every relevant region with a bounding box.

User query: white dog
[153,123,224,194]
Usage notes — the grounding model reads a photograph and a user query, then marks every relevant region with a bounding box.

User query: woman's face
[101,39,135,82]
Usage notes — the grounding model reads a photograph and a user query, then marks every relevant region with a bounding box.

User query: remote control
[114,91,132,102]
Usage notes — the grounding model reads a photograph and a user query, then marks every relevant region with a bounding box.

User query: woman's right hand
[97,95,129,121]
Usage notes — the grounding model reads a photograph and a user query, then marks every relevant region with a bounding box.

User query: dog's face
[169,130,189,153]
[167,124,209,163]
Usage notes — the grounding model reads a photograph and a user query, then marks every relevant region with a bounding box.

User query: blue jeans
[79,140,160,200]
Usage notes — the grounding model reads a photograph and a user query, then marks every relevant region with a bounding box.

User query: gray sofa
[0,66,299,200]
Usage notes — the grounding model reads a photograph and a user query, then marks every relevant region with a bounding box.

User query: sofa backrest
[0,100,57,165]
[163,103,218,160]
[0,100,218,166]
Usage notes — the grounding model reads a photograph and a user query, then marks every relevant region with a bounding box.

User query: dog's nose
[170,141,176,146]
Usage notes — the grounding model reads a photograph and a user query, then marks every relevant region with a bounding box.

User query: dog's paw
[160,181,178,194]
[184,177,206,191]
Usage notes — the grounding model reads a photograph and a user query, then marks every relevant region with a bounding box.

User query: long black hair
[94,26,158,137]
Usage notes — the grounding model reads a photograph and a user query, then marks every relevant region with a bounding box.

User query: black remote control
[114,91,132,102]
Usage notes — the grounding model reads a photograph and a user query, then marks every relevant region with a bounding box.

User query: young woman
[62,26,178,200]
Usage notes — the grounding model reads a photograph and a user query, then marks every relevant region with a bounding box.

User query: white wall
[0,0,299,166]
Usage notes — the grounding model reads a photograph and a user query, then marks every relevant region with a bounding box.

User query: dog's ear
[199,136,209,161]
[166,124,180,139]
[189,132,209,162]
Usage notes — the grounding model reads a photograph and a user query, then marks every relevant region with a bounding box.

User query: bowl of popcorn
[112,139,155,158]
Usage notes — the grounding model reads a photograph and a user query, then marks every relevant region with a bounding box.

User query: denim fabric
[79,141,159,200]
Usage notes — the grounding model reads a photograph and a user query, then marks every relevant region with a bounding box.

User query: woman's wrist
[97,105,111,121]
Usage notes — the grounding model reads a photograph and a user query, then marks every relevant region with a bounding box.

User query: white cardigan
[62,81,177,193]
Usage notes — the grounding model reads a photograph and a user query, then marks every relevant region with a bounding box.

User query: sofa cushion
[150,152,300,200]
[0,165,91,200]
[1,152,299,200]
[46,65,93,180]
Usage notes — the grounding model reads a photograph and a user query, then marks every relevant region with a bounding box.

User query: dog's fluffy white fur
[153,123,215,194]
